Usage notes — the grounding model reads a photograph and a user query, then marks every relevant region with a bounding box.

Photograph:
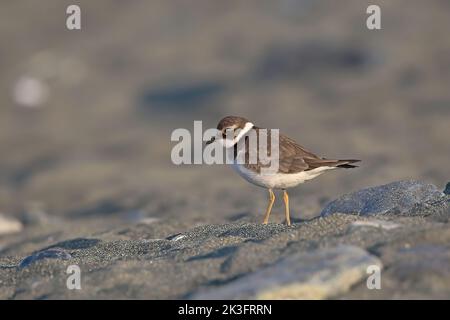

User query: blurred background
[0,0,449,232]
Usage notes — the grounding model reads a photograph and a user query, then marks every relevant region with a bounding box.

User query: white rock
[0,214,23,235]
[13,76,49,108]
[171,234,186,241]
[350,220,400,230]
[191,245,381,300]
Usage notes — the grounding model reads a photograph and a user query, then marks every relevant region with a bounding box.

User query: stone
[0,214,23,235]
[13,76,49,108]
[190,245,381,300]
[321,180,445,217]
[444,182,450,195]
[349,220,400,231]
[19,248,72,269]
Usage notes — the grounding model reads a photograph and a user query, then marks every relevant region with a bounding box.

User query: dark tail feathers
[335,159,361,169]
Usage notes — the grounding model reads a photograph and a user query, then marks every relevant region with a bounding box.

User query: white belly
[232,164,335,189]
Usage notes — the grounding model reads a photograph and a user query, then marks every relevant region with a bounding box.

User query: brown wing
[240,129,360,174]
[277,133,322,173]
[239,129,322,174]
[277,133,361,172]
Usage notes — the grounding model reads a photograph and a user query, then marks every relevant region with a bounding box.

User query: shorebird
[206,116,360,226]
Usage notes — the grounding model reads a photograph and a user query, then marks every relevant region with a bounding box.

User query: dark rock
[254,42,374,81]
[44,238,100,250]
[138,81,224,113]
[321,180,445,217]
[406,197,450,222]
[444,182,450,195]
[19,248,72,269]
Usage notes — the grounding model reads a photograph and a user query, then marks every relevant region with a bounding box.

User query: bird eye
[223,127,239,139]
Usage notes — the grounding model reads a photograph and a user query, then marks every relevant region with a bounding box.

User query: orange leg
[283,189,291,226]
[263,189,275,224]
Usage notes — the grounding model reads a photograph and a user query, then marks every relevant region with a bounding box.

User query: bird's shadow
[227,212,252,222]
[290,216,310,224]
[227,211,311,225]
